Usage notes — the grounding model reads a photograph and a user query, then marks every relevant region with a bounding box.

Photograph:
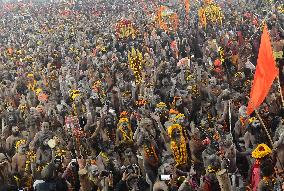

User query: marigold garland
[156,102,167,108]
[169,109,179,115]
[136,98,148,107]
[119,117,129,124]
[171,136,188,166]
[128,47,144,84]
[206,165,220,173]
[251,143,272,159]
[70,89,81,101]
[173,113,185,122]
[156,6,179,31]
[118,118,133,143]
[167,124,188,166]
[15,139,27,151]
[143,144,159,166]
[248,117,257,124]
[198,2,223,28]
[120,111,129,118]
[25,151,36,172]
[115,19,137,40]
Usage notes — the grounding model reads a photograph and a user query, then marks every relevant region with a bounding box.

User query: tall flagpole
[276,76,284,107]
[228,100,232,136]
[247,96,273,147]
[254,109,273,147]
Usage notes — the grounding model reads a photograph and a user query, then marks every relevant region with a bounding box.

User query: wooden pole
[246,95,273,146]
[254,109,273,147]
[228,100,232,136]
[276,76,284,107]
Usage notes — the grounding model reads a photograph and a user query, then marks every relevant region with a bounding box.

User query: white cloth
[245,60,255,70]
[33,180,45,190]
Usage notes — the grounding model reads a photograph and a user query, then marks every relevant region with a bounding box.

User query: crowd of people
[0,0,284,190]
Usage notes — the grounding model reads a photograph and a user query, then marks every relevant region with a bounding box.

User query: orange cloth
[185,0,190,16]
[247,24,279,115]
[214,59,222,67]
[38,93,48,102]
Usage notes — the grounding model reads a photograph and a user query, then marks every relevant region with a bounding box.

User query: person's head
[15,139,27,154]
[53,156,63,169]
[141,118,155,137]
[11,126,19,136]
[172,127,181,140]
[118,118,130,129]
[168,109,178,119]
[41,163,55,181]
[161,78,169,86]
[41,122,50,132]
[18,143,27,154]
[260,158,273,177]
[0,153,9,173]
[105,114,114,126]
[174,113,185,125]
[155,102,167,114]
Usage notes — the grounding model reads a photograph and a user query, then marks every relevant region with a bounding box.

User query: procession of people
[0,0,284,190]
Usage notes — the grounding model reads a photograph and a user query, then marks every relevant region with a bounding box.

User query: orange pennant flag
[247,24,279,115]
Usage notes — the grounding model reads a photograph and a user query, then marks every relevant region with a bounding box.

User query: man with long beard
[0,153,16,191]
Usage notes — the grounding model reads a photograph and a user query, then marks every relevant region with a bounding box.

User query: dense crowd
[0,0,284,190]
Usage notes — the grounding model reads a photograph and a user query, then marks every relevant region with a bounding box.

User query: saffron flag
[247,24,279,115]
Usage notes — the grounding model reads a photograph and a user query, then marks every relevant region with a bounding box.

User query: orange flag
[247,24,279,115]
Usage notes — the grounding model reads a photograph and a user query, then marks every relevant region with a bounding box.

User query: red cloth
[214,59,222,67]
[171,40,179,59]
[247,24,279,115]
[237,31,244,46]
[251,160,261,191]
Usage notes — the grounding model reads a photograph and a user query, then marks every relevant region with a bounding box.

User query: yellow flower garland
[168,124,188,166]
[55,149,66,157]
[70,89,81,101]
[128,47,144,84]
[252,143,272,159]
[173,113,185,122]
[171,136,188,166]
[118,118,133,143]
[15,139,27,151]
[198,2,223,28]
[156,102,167,108]
[206,165,220,173]
[25,151,36,172]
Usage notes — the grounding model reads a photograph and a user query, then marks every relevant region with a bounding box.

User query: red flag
[247,24,278,115]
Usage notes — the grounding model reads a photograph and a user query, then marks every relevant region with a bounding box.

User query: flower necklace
[100,151,109,162]
[206,165,220,173]
[118,125,133,142]
[143,144,159,166]
[106,128,116,143]
[72,103,86,116]
[262,176,278,191]
[171,136,188,166]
